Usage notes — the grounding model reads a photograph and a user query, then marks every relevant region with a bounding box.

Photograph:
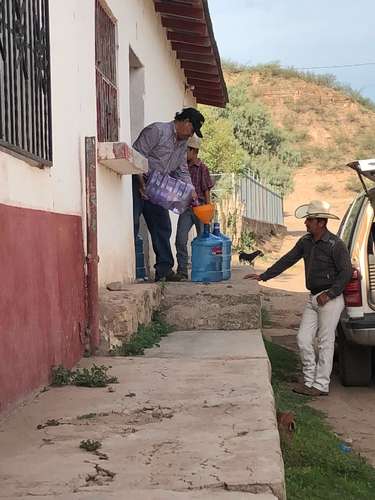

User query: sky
[208,0,375,102]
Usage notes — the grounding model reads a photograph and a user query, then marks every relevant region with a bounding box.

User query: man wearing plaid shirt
[175,135,214,279]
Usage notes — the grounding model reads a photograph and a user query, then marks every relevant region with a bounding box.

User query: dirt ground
[252,170,375,467]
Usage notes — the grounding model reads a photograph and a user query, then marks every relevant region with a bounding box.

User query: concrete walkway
[0,328,284,499]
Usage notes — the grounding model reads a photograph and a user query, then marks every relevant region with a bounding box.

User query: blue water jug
[191,224,223,282]
[135,235,146,279]
[212,222,232,280]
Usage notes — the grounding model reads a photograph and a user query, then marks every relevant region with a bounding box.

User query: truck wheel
[338,328,372,386]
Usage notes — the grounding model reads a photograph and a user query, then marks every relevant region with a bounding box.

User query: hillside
[222,64,375,222]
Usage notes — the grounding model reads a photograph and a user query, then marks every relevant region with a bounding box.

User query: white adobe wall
[101,0,195,283]
[0,0,195,286]
[0,0,96,217]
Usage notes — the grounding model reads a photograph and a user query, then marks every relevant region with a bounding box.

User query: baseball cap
[175,108,205,138]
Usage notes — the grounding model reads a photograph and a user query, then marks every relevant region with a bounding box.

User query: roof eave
[154,0,228,108]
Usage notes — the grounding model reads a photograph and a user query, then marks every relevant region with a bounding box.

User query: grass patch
[264,338,375,499]
[110,314,172,356]
[51,364,118,387]
[77,413,98,420]
[80,439,102,452]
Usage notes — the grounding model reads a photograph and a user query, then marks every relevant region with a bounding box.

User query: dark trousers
[175,208,203,275]
[132,176,174,279]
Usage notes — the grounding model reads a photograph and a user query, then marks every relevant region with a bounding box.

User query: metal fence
[239,174,284,225]
[211,173,284,226]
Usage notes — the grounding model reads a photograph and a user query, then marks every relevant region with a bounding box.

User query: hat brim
[295,204,340,220]
[194,127,203,138]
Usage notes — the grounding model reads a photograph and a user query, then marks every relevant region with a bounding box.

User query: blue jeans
[133,176,174,279]
[175,208,203,275]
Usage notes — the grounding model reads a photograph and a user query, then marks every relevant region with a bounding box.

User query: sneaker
[292,383,328,397]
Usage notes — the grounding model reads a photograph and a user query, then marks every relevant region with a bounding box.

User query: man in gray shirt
[245,200,352,396]
[133,108,204,281]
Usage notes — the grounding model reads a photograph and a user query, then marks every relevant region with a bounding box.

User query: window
[129,47,144,143]
[95,0,118,142]
[0,0,52,165]
[340,195,365,249]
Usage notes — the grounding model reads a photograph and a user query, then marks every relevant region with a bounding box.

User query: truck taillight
[343,268,362,307]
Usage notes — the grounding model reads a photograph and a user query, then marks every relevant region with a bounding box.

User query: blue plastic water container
[212,222,232,280]
[191,224,223,282]
[135,235,146,279]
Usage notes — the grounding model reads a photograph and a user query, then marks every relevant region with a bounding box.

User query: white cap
[187,134,201,150]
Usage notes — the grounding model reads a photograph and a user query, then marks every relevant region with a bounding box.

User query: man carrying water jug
[175,134,214,280]
[132,108,205,282]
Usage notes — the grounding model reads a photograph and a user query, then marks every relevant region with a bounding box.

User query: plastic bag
[145,169,194,214]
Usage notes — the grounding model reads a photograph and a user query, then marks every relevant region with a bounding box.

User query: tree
[199,106,248,174]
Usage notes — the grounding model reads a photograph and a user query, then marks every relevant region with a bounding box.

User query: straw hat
[294,200,339,220]
[187,134,201,150]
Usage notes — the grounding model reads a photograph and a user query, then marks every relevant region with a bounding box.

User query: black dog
[239,249,264,265]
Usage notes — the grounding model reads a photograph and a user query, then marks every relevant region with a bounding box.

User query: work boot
[155,271,183,283]
[292,383,329,396]
[176,270,189,281]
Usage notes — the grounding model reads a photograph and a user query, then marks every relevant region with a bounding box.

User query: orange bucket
[192,203,215,224]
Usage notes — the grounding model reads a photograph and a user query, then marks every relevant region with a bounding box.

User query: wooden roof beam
[184,70,220,82]
[194,89,225,98]
[176,51,216,63]
[171,41,212,54]
[161,17,207,35]
[154,1,203,19]
[187,78,223,90]
[197,97,226,107]
[181,60,218,74]
[167,31,211,46]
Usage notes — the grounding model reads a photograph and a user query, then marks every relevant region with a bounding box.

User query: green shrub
[51,365,71,386]
[234,229,256,252]
[315,183,333,193]
[346,177,364,193]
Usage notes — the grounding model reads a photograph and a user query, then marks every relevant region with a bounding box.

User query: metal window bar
[0,0,52,165]
[95,0,118,142]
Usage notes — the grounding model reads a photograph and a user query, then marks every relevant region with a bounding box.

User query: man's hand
[317,292,330,306]
[192,190,198,201]
[244,273,262,281]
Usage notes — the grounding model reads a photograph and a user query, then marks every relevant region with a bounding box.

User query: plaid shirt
[188,159,214,202]
[133,121,191,184]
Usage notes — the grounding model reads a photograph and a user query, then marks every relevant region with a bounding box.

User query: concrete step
[99,283,162,349]
[160,271,261,331]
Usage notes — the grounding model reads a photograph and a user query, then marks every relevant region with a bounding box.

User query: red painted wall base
[0,203,86,411]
